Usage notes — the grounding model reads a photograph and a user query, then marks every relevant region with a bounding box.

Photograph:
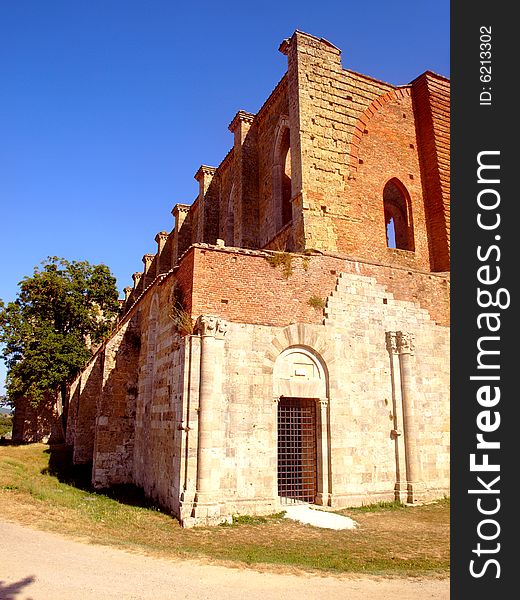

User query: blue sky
[0,0,449,393]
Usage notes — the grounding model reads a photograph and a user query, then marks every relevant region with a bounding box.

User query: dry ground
[0,520,450,600]
[0,443,450,578]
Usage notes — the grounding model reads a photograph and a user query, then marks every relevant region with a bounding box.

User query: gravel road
[0,520,449,600]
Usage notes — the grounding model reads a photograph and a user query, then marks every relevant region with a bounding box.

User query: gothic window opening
[386,217,396,248]
[226,184,235,246]
[383,179,414,251]
[280,128,292,226]
[272,118,293,234]
[277,397,317,504]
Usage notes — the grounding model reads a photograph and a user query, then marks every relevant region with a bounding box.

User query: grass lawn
[0,443,449,577]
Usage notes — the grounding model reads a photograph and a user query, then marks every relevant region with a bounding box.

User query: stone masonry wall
[67,31,450,524]
[68,242,449,521]
[116,31,450,316]
[92,316,140,488]
[254,77,291,247]
[66,351,104,464]
[131,280,186,514]
[412,72,451,271]
[205,269,449,514]
[282,31,450,271]
[187,246,449,328]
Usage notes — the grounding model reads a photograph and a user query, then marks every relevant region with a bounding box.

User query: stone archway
[273,346,331,506]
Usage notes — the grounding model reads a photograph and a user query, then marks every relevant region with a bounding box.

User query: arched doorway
[273,347,330,506]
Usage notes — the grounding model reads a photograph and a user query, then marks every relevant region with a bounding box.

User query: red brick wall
[337,88,432,270]
[186,247,449,327]
[412,73,450,271]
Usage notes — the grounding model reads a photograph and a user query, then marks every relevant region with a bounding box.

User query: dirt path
[0,520,449,600]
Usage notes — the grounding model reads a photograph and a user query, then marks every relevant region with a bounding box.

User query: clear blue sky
[0,0,449,393]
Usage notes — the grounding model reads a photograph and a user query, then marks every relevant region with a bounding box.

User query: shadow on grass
[0,438,29,447]
[42,443,166,511]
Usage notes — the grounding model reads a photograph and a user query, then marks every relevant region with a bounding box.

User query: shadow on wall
[41,444,167,511]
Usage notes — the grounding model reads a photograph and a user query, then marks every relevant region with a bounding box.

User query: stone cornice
[142,254,155,269]
[194,165,217,182]
[155,231,169,244]
[172,203,191,215]
[228,110,256,133]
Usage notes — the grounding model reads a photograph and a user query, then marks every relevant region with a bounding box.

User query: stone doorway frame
[277,396,318,505]
[272,345,331,507]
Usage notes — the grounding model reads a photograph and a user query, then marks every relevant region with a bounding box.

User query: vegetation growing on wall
[265,252,293,279]
[168,282,193,335]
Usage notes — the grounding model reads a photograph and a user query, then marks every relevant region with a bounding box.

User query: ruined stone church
[65,31,450,526]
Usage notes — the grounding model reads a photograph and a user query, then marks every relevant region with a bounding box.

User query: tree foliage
[0,257,120,407]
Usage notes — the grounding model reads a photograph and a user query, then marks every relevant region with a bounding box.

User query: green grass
[221,513,287,527]
[0,414,12,437]
[346,500,407,513]
[0,443,450,576]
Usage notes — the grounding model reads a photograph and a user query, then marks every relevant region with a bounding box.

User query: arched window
[383,179,414,251]
[226,184,235,246]
[279,128,292,226]
[273,117,293,233]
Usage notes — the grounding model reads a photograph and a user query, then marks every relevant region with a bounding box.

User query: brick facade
[64,31,450,526]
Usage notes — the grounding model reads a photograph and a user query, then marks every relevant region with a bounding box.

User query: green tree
[0,257,120,423]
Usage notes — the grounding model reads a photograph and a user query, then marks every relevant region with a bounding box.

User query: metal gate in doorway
[277,397,317,504]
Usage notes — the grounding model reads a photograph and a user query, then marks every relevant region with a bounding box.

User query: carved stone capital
[195,315,228,339]
[215,318,228,339]
[385,331,398,355]
[317,398,329,408]
[396,331,415,355]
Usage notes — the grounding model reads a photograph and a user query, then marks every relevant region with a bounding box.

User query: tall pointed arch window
[279,128,292,226]
[226,184,235,246]
[383,179,414,251]
[273,117,293,232]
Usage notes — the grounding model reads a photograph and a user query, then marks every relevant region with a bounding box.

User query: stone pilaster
[395,331,423,503]
[194,166,217,244]
[132,272,143,297]
[188,314,231,526]
[154,231,170,276]
[142,254,155,288]
[171,203,191,266]
[386,331,407,501]
[315,397,331,506]
[228,110,258,248]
